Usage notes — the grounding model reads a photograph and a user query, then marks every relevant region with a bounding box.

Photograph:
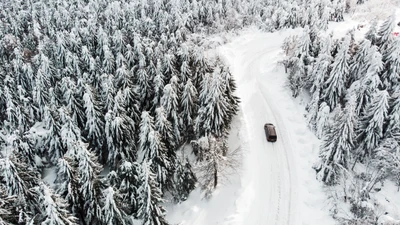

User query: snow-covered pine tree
[137,161,168,225]
[100,187,127,225]
[348,40,373,85]
[356,90,390,159]
[0,188,18,224]
[74,142,103,225]
[287,26,312,97]
[154,106,175,151]
[381,37,400,89]
[100,73,115,113]
[180,79,198,141]
[195,67,231,138]
[365,20,378,46]
[191,46,211,88]
[59,77,85,128]
[137,66,152,110]
[330,0,345,22]
[115,161,141,215]
[42,106,64,164]
[35,182,78,225]
[323,34,351,110]
[138,111,171,189]
[152,60,165,108]
[161,81,181,146]
[306,35,333,131]
[104,108,136,169]
[0,151,40,223]
[352,46,383,116]
[373,138,400,189]
[83,84,104,156]
[316,102,331,138]
[54,157,79,214]
[171,159,196,202]
[376,13,396,52]
[32,53,52,119]
[2,85,18,130]
[139,111,156,160]
[220,64,239,130]
[314,95,357,185]
[385,90,400,139]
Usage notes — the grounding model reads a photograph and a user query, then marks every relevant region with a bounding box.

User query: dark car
[264,123,277,142]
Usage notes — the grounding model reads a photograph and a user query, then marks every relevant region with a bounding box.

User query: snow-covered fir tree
[381,37,400,89]
[356,90,390,159]
[315,95,357,185]
[323,34,351,110]
[35,182,78,225]
[375,13,396,52]
[137,161,168,225]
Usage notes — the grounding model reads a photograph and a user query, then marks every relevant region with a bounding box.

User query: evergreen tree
[171,159,196,202]
[195,68,230,137]
[323,35,350,110]
[0,188,19,224]
[59,77,85,127]
[54,157,79,214]
[356,90,390,159]
[137,161,168,225]
[352,46,383,116]
[376,13,396,52]
[348,40,372,85]
[381,37,400,89]
[83,84,104,154]
[314,96,357,185]
[35,182,78,225]
[139,111,171,189]
[104,109,136,169]
[43,106,64,164]
[316,102,330,138]
[365,20,378,45]
[385,90,400,139]
[373,138,400,189]
[220,64,239,129]
[330,0,345,22]
[180,79,198,141]
[154,106,175,150]
[306,35,333,132]
[115,161,141,215]
[152,60,165,107]
[161,82,181,146]
[100,187,127,225]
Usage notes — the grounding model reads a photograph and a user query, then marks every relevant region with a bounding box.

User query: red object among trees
[394,32,399,36]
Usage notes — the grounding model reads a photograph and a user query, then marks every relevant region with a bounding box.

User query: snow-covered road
[220,30,300,225]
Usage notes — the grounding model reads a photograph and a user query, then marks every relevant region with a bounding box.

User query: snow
[166,5,400,225]
[167,26,335,225]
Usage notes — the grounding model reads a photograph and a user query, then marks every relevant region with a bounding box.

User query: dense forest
[283,13,400,223]
[0,0,346,224]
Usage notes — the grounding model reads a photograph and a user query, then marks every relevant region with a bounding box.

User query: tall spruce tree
[323,34,350,110]
[137,161,168,225]
[356,90,390,159]
[314,96,357,185]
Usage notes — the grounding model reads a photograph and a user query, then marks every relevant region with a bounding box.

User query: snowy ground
[166,5,400,225]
